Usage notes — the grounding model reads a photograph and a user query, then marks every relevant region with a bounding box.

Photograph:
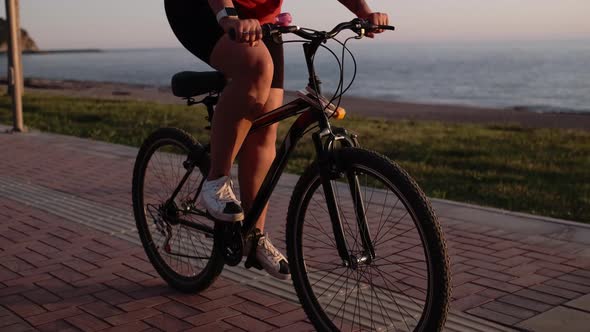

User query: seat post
[203,95,218,130]
[183,94,218,130]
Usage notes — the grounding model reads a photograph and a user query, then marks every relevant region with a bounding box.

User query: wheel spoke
[294,151,449,331]
[134,131,220,292]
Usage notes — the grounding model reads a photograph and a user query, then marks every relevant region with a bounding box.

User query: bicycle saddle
[171,71,226,98]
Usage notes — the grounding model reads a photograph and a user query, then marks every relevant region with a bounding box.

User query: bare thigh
[210,35,274,88]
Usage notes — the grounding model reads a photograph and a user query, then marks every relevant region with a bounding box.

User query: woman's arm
[337,0,389,38]
[337,0,372,19]
[207,0,263,44]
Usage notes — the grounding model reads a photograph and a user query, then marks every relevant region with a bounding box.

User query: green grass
[1,93,589,223]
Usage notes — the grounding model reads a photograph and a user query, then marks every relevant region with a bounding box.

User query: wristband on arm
[216,7,238,23]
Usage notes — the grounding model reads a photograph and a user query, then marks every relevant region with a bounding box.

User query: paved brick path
[1,126,589,331]
[0,196,310,332]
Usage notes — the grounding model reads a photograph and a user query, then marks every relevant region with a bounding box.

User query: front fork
[313,128,375,268]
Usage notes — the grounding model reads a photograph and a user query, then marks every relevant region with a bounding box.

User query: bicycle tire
[286,147,450,331]
[132,127,223,293]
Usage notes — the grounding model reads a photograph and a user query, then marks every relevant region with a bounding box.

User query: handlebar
[228,18,394,42]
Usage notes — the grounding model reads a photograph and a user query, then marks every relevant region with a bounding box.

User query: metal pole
[15,0,24,93]
[6,1,13,96]
[5,0,24,132]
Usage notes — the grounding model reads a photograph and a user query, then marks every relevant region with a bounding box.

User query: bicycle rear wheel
[287,147,450,331]
[132,128,223,293]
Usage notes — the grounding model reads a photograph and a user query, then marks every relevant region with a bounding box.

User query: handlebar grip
[366,24,395,31]
[228,25,272,41]
[379,25,396,31]
[228,25,292,41]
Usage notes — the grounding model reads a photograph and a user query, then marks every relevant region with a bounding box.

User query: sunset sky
[2,0,589,49]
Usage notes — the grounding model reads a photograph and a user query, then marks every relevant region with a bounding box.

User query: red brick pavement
[1,128,590,330]
[0,197,314,331]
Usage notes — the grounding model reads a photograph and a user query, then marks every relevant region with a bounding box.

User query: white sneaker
[201,176,244,222]
[245,230,290,280]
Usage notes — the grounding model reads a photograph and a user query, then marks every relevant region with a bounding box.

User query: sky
[1,0,589,49]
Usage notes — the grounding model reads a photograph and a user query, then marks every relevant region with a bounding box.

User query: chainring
[214,222,243,266]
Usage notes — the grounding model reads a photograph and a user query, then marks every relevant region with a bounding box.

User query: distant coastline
[3,49,103,55]
[4,77,588,131]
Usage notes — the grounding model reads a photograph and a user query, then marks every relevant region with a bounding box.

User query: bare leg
[207,35,274,180]
[238,88,284,231]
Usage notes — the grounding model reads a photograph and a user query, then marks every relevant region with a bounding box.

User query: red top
[234,0,283,24]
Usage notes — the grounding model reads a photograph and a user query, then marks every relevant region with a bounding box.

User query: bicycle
[132,18,450,332]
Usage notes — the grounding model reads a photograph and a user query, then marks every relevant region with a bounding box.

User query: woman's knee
[246,54,274,84]
[231,55,274,106]
[211,37,274,86]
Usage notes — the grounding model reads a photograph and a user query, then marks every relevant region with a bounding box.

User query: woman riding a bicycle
[164,0,389,280]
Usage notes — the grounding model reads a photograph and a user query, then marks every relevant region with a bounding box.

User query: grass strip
[1,93,588,223]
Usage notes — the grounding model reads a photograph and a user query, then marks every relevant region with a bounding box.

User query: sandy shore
[19,78,590,131]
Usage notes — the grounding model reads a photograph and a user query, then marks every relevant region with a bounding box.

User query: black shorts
[164,0,284,89]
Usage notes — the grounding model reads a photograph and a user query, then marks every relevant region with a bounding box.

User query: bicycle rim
[290,155,444,331]
[136,134,218,286]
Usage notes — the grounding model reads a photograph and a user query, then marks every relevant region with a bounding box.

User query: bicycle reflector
[333,107,346,120]
[297,87,347,120]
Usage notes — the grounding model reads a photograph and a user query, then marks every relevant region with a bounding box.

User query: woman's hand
[336,0,388,37]
[365,12,389,38]
[219,17,262,46]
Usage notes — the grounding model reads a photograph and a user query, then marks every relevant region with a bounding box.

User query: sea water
[1,39,589,113]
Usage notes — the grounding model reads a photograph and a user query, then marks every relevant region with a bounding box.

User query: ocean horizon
[2,39,589,114]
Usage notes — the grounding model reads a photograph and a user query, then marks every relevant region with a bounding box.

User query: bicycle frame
[241,98,361,267]
[172,31,375,267]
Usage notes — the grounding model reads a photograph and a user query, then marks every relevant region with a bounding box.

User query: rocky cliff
[0,17,39,52]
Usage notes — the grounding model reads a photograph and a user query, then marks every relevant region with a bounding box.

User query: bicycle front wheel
[132,128,223,293]
[287,147,450,331]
